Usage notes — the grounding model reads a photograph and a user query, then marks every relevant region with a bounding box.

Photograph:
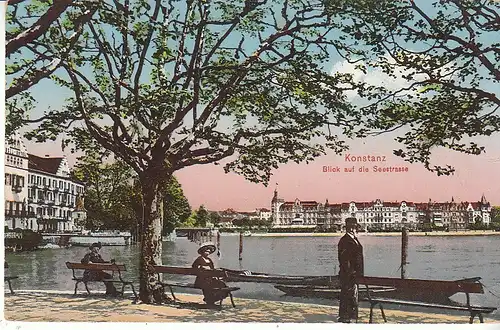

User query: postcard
[3,0,499,328]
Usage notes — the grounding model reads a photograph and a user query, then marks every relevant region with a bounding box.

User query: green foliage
[193,205,210,227]
[180,210,198,228]
[209,212,222,227]
[161,177,191,235]
[491,206,500,223]
[73,152,137,231]
[74,152,191,234]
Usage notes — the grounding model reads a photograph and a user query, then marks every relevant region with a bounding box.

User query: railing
[4,210,30,217]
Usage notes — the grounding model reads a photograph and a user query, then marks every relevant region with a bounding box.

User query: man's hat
[198,242,216,255]
[89,242,102,250]
[345,217,358,226]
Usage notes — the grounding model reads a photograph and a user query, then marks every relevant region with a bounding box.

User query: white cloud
[330,53,458,100]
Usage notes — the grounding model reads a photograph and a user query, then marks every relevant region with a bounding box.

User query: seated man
[81,242,118,296]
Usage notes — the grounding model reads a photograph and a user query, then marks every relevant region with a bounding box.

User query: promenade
[3,290,497,323]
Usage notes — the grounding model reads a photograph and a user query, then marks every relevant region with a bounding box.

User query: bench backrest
[153,265,227,278]
[66,262,127,272]
[358,276,484,294]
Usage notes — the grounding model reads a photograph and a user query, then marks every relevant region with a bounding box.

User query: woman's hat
[198,242,216,255]
[89,242,102,250]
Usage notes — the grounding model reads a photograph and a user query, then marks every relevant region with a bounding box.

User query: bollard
[401,227,409,279]
[239,231,243,261]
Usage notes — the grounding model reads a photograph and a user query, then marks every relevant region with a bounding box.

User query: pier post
[401,227,409,279]
[239,231,243,261]
[216,230,221,258]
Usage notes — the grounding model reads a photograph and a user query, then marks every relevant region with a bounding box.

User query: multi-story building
[270,187,492,230]
[4,132,30,230]
[4,133,86,233]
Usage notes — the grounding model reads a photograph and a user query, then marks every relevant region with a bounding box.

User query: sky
[25,129,500,211]
[9,0,500,211]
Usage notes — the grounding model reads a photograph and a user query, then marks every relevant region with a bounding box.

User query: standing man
[81,242,118,296]
[337,217,364,323]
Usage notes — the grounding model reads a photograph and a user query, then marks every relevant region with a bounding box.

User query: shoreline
[220,230,500,237]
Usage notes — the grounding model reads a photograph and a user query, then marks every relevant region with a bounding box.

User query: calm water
[5,235,500,319]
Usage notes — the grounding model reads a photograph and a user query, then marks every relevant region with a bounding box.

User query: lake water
[5,234,500,319]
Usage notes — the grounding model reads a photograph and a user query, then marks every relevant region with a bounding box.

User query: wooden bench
[4,262,18,294]
[358,276,497,323]
[66,262,138,301]
[152,265,240,309]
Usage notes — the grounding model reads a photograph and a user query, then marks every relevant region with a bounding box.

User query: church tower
[271,183,284,226]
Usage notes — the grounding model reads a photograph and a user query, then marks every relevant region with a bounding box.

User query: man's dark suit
[338,233,364,322]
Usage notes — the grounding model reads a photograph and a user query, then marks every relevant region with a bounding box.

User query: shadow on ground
[3,290,492,323]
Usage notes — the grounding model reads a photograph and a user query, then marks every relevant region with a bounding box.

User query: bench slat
[358,276,484,294]
[162,281,240,291]
[5,276,19,280]
[364,297,497,313]
[66,262,127,272]
[153,265,226,278]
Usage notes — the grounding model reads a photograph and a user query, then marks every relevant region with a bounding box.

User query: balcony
[4,210,29,217]
[11,185,23,193]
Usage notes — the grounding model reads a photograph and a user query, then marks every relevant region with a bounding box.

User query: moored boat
[275,276,483,305]
[222,268,340,286]
[274,284,395,300]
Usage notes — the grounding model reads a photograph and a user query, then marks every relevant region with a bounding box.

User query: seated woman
[81,242,118,296]
[192,242,229,306]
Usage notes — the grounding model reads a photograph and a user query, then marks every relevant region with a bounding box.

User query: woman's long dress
[192,255,229,304]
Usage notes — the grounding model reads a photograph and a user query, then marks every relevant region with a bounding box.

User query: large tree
[5,0,99,100]
[6,0,500,302]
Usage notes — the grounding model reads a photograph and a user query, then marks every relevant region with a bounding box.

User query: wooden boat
[274,284,395,300]
[275,276,483,305]
[222,268,340,286]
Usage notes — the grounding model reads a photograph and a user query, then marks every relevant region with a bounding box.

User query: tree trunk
[138,175,164,303]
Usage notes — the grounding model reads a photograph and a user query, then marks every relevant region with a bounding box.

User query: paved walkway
[2,290,496,323]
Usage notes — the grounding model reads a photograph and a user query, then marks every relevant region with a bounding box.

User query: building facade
[4,132,30,230]
[270,187,492,230]
[4,134,86,233]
